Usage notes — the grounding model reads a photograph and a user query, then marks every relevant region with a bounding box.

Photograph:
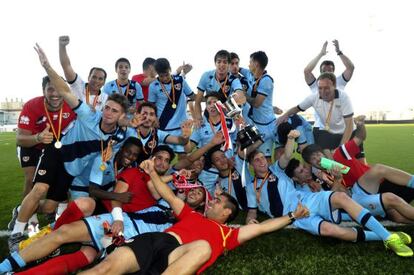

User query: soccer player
[9,76,77,232]
[148,58,194,157]
[132,102,192,161]
[242,51,276,160]
[59,35,108,111]
[76,157,309,275]
[245,129,412,257]
[103,57,144,115]
[132,57,157,101]
[229,52,250,92]
[302,117,414,223]
[193,50,243,126]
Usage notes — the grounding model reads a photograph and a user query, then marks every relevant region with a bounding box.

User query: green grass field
[1,125,414,274]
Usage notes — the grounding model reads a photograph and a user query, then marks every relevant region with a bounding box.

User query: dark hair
[190,187,207,214]
[285,158,301,179]
[142,57,156,71]
[122,136,143,151]
[277,122,294,146]
[88,67,107,81]
[317,72,336,87]
[42,76,50,90]
[250,51,268,69]
[205,145,223,167]
[137,101,157,114]
[115,58,131,69]
[301,144,323,164]
[230,52,239,61]
[154,58,171,74]
[247,149,263,164]
[204,91,225,102]
[214,50,231,63]
[319,60,335,73]
[107,93,129,113]
[221,192,239,223]
[152,145,175,163]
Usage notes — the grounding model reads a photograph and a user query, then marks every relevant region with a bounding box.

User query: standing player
[59,36,108,111]
[103,58,144,115]
[148,58,194,157]
[132,57,157,101]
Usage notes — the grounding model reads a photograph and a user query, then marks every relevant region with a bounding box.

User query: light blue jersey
[273,114,314,148]
[198,167,219,196]
[216,155,254,210]
[61,101,137,177]
[190,115,237,149]
[148,75,193,131]
[103,80,143,108]
[197,70,242,97]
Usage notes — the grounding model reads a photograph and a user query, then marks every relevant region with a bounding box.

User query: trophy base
[237,125,262,150]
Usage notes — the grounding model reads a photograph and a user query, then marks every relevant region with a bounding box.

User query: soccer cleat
[8,232,25,253]
[384,233,413,257]
[19,224,52,251]
[391,231,412,245]
[7,206,19,231]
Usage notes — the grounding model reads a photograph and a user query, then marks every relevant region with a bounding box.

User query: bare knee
[80,246,98,264]
[75,198,96,216]
[30,183,49,200]
[331,192,351,207]
[370,164,387,177]
[319,222,338,237]
[382,192,405,208]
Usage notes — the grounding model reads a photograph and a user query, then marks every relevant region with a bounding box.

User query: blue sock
[407,176,414,188]
[0,258,12,272]
[0,252,25,272]
[353,227,382,242]
[364,230,382,241]
[356,208,390,240]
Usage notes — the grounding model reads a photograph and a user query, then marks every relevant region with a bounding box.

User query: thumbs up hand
[38,123,54,144]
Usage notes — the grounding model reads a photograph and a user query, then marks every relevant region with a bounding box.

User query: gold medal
[172,103,177,109]
[54,141,62,149]
[100,163,106,171]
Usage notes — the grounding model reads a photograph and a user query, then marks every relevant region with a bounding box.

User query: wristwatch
[288,211,296,224]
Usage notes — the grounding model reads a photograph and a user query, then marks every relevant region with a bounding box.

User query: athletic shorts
[379,179,414,203]
[17,146,42,168]
[122,232,180,275]
[313,128,365,158]
[83,207,173,251]
[351,183,386,217]
[159,128,185,154]
[293,191,341,235]
[33,144,73,201]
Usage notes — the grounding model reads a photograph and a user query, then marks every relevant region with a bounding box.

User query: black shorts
[33,144,73,201]
[122,232,180,275]
[313,128,365,158]
[379,179,414,203]
[17,146,42,168]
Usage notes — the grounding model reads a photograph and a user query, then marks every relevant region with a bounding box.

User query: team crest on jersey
[231,171,240,180]
[38,169,47,176]
[174,83,182,90]
[268,174,276,182]
[242,84,248,91]
[128,89,136,96]
[19,116,30,125]
[368,204,376,210]
[62,112,71,119]
[36,116,47,125]
[53,114,58,120]
[22,156,30,162]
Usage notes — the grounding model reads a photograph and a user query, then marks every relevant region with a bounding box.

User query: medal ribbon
[214,102,231,151]
[43,100,63,143]
[116,80,130,97]
[85,85,99,108]
[137,128,156,156]
[253,171,270,203]
[324,101,335,131]
[215,74,228,98]
[101,138,114,165]
[160,77,176,107]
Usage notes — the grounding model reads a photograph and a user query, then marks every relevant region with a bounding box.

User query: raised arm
[304,41,327,85]
[58,36,77,83]
[165,119,193,145]
[333,40,354,82]
[34,44,79,108]
[278,130,300,169]
[238,203,309,244]
[353,115,366,146]
[340,115,354,146]
[276,106,301,126]
[140,159,185,215]
[193,91,204,127]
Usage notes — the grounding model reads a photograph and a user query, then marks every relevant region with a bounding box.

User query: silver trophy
[217,94,262,150]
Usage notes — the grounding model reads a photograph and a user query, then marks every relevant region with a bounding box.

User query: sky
[0,0,413,117]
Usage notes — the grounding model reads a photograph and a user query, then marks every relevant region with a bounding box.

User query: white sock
[55,203,68,220]
[28,213,39,225]
[12,221,27,235]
